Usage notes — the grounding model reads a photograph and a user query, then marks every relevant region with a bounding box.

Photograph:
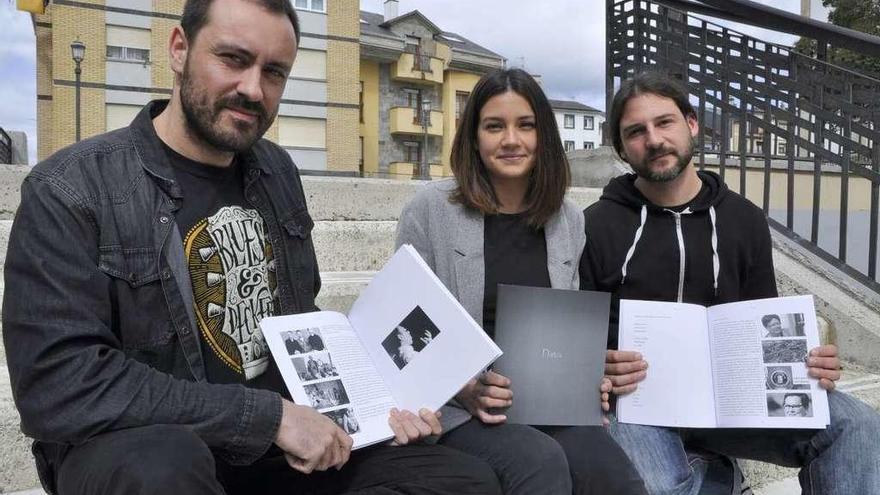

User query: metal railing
[0,128,11,165]
[607,0,880,292]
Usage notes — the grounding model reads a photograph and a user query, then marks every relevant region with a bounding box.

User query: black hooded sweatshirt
[580,170,778,349]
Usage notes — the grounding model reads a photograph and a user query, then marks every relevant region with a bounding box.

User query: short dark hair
[450,68,569,228]
[181,0,301,45]
[761,314,781,328]
[608,72,696,156]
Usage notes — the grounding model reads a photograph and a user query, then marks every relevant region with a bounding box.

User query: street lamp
[414,98,432,180]
[70,39,86,142]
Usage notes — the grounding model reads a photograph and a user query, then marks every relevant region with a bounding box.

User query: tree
[795,0,880,77]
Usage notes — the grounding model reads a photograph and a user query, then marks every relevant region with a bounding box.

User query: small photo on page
[760,313,806,338]
[767,392,813,417]
[762,339,808,364]
[281,327,325,355]
[765,365,810,390]
[324,407,361,435]
[381,306,441,371]
[292,352,339,382]
[304,379,351,410]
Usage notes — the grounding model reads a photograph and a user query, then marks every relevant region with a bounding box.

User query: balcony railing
[0,128,11,165]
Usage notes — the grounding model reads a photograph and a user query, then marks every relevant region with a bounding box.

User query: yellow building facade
[359,3,505,179]
[23,0,361,174]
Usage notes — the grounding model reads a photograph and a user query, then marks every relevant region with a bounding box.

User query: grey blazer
[395,179,586,431]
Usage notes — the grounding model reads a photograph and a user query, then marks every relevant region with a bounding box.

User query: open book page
[617,300,716,428]
[261,311,397,449]
[348,245,502,414]
[708,295,829,429]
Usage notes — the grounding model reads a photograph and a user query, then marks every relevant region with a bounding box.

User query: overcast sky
[0,0,831,164]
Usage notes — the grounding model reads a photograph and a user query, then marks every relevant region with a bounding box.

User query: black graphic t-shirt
[164,143,283,392]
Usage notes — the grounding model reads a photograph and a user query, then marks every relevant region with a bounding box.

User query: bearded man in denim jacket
[1,1,501,494]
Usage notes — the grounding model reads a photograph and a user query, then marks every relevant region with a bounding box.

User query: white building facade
[550,100,605,152]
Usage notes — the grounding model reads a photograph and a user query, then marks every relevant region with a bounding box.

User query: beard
[632,135,696,183]
[179,59,274,153]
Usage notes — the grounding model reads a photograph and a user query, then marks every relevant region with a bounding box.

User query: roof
[549,99,603,114]
[359,10,504,60]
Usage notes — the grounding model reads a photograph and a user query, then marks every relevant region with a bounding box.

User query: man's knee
[58,425,220,495]
[506,424,569,478]
[829,391,880,439]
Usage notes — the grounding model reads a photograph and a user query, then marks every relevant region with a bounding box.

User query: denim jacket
[2,100,320,490]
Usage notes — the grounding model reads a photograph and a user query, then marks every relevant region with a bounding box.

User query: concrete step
[0,171,604,222]
[312,221,395,273]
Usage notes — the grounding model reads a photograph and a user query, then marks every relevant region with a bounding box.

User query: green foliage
[795,0,880,77]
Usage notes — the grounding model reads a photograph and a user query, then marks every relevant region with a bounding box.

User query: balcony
[389,107,443,136]
[388,162,446,180]
[391,52,444,85]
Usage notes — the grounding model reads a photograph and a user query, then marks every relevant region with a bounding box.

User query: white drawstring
[621,205,647,285]
[709,205,720,297]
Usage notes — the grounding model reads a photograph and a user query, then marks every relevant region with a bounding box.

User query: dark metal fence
[0,128,11,165]
[607,0,880,292]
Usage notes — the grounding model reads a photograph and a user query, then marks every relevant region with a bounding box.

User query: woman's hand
[600,377,612,426]
[388,408,442,446]
[455,370,513,424]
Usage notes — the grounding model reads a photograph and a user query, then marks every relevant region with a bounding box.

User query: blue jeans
[609,391,880,494]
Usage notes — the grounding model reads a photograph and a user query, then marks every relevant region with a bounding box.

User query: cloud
[0,3,36,164]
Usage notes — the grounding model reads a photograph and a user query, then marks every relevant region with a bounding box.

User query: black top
[580,171,778,349]
[164,142,284,393]
[483,212,551,339]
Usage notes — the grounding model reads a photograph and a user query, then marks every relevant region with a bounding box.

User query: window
[359,81,364,123]
[564,140,575,152]
[584,115,594,130]
[777,141,787,156]
[289,49,326,80]
[403,88,421,109]
[105,104,141,131]
[583,141,594,150]
[564,114,575,129]
[106,25,151,64]
[403,141,421,164]
[455,91,470,127]
[295,0,325,12]
[106,45,150,63]
[278,117,326,149]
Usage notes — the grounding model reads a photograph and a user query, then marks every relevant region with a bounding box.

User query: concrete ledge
[0,166,28,221]
[315,271,375,313]
[312,221,396,273]
[773,235,880,370]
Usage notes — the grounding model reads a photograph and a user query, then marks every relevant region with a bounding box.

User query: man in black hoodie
[580,72,880,494]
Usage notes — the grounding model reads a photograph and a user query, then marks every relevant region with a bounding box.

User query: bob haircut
[181,0,301,45]
[608,72,696,156]
[450,68,569,228]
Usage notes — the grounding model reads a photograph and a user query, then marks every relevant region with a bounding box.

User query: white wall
[554,110,605,150]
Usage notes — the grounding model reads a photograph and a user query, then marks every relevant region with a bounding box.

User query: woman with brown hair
[396,68,645,494]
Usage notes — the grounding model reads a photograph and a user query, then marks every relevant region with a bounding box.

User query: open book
[617,295,829,429]
[261,244,502,448]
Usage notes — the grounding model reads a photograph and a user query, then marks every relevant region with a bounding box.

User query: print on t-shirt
[184,206,277,380]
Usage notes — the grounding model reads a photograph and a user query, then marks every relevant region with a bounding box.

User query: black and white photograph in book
[767,392,813,417]
[292,352,339,382]
[324,407,361,435]
[760,313,806,338]
[765,365,810,390]
[381,306,440,370]
[281,327,325,355]
[762,339,809,364]
[304,379,350,409]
